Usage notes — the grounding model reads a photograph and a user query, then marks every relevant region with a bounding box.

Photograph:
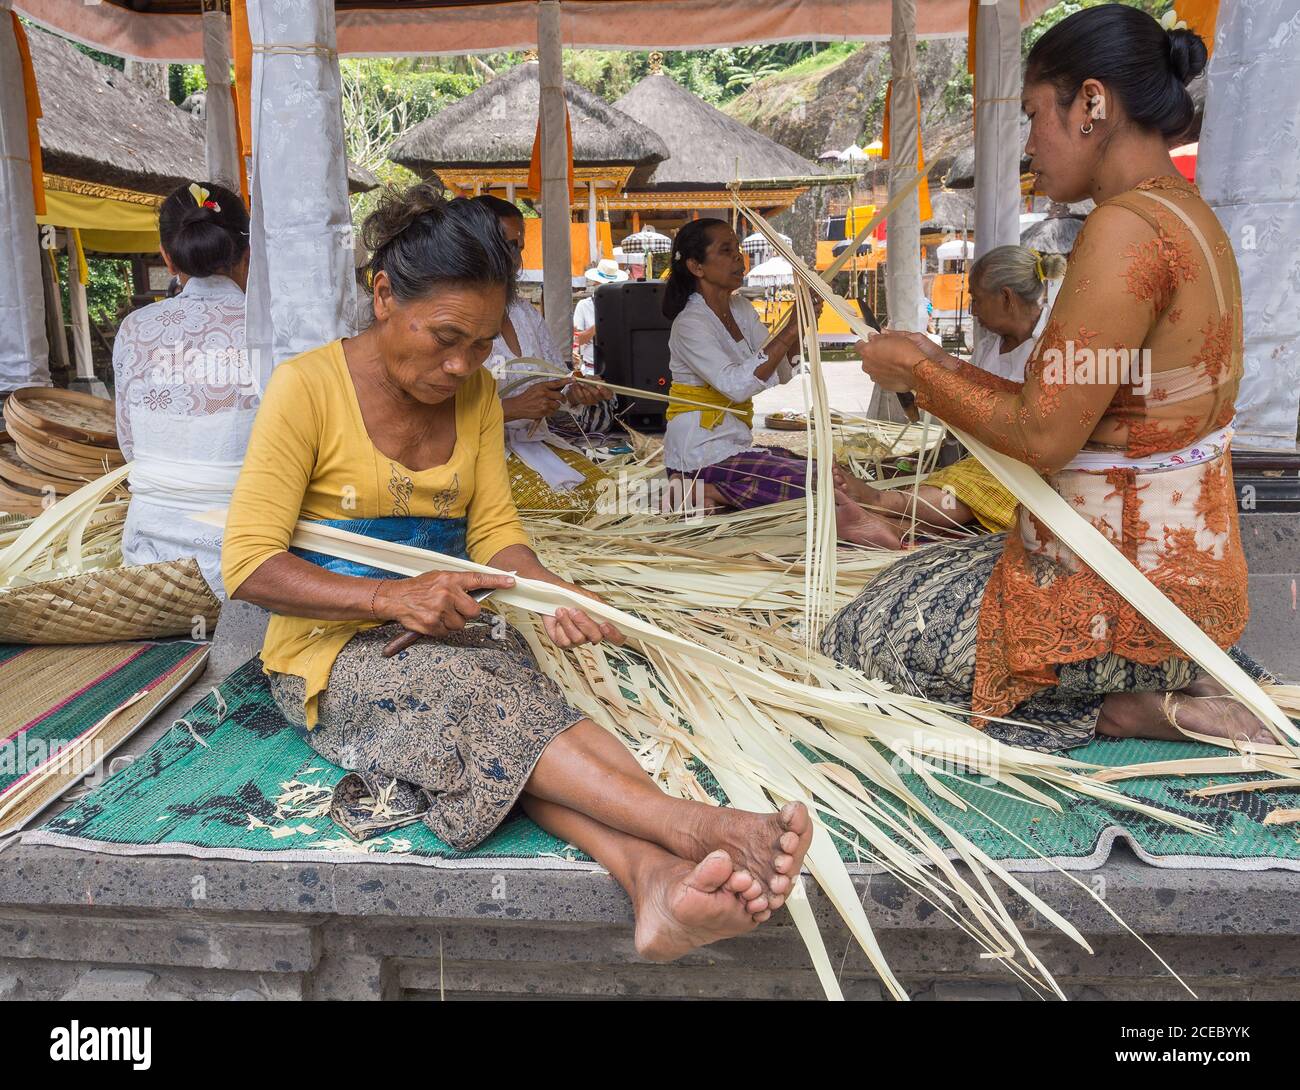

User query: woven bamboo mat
[0,640,210,834]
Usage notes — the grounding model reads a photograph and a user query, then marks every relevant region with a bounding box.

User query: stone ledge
[0,842,1295,935]
[1,843,1296,999]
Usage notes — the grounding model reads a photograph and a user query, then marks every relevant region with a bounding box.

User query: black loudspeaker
[592,281,673,430]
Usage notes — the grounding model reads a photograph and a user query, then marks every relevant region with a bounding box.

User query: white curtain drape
[0,0,50,392]
[201,0,240,192]
[884,0,921,336]
[973,0,1022,357]
[1198,0,1300,452]
[243,0,354,388]
[538,0,573,357]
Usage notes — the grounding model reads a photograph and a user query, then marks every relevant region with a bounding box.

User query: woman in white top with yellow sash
[662,218,900,546]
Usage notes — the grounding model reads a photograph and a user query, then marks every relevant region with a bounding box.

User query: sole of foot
[835,493,904,549]
[634,850,760,962]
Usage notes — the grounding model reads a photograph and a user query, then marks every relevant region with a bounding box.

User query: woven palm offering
[0,464,218,644]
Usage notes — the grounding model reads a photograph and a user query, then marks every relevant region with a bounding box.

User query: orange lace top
[912,175,1249,722]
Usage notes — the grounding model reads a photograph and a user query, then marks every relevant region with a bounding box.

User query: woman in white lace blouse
[111,181,258,596]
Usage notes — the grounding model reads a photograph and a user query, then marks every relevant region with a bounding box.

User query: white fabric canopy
[1198,0,1300,452]
[14,0,1058,64]
[243,0,355,386]
[201,4,240,192]
[746,256,793,287]
[0,0,49,392]
[972,0,1022,358]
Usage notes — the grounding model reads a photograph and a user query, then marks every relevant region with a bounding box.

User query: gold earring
[1080,121,1094,135]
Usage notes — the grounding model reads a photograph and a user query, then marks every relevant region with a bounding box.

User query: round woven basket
[0,557,221,644]
[5,387,117,446]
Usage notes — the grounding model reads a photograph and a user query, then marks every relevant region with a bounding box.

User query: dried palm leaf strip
[193,510,1216,1000]
[0,464,131,587]
[506,361,752,420]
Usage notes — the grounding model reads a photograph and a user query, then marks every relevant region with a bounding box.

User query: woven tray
[0,476,47,517]
[0,439,76,494]
[2,400,124,464]
[0,557,221,644]
[9,438,100,483]
[5,387,117,446]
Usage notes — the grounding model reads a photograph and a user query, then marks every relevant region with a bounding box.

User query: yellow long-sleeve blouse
[221,339,530,725]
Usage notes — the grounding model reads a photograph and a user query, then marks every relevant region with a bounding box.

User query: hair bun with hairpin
[1160,9,1208,85]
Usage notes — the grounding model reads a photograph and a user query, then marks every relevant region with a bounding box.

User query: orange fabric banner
[10,12,46,216]
[881,81,933,223]
[230,0,253,205]
[526,104,574,205]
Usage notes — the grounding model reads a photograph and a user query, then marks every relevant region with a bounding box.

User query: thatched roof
[612,73,816,189]
[388,61,668,178]
[31,28,377,197]
[30,26,205,197]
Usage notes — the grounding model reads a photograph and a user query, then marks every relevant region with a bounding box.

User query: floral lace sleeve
[913,204,1164,473]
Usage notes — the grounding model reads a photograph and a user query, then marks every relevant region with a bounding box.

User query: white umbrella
[838,144,869,162]
[741,230,791,262]
[621,226,672,254]
[936,238,975,263]
[746,255,794,288]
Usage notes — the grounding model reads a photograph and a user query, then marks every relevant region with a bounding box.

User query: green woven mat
[2,641,210,804]
[26,656,1300,872]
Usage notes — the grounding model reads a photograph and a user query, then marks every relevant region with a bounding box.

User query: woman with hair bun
[837,4,1277,751]
[111,180,255,595]
[222,185,813,960]
[661,217,902,545]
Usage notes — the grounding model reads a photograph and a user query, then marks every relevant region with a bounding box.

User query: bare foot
[682,801,814,912]
[1099,688,1275,746]
[632,850,760,962]
[835,491,904,549]
[1165,689,1276,746]
[831,464,879,506]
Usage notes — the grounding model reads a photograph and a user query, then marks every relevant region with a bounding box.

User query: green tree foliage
[168,63,207,107]
[54,255,134,328]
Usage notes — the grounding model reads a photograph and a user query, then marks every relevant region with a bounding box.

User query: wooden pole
[67,239,94,382]
[40,245,68,375]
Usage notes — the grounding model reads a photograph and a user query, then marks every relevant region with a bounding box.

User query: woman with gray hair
[966,244,1067,382]
[835,244,1065,537]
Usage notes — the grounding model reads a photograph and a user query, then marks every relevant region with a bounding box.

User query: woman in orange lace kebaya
[823,5,1275,752]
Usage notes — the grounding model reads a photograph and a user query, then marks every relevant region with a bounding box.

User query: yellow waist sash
[664,382,754,430]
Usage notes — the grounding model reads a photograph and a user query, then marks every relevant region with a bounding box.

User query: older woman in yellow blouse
[222,187,810,961]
